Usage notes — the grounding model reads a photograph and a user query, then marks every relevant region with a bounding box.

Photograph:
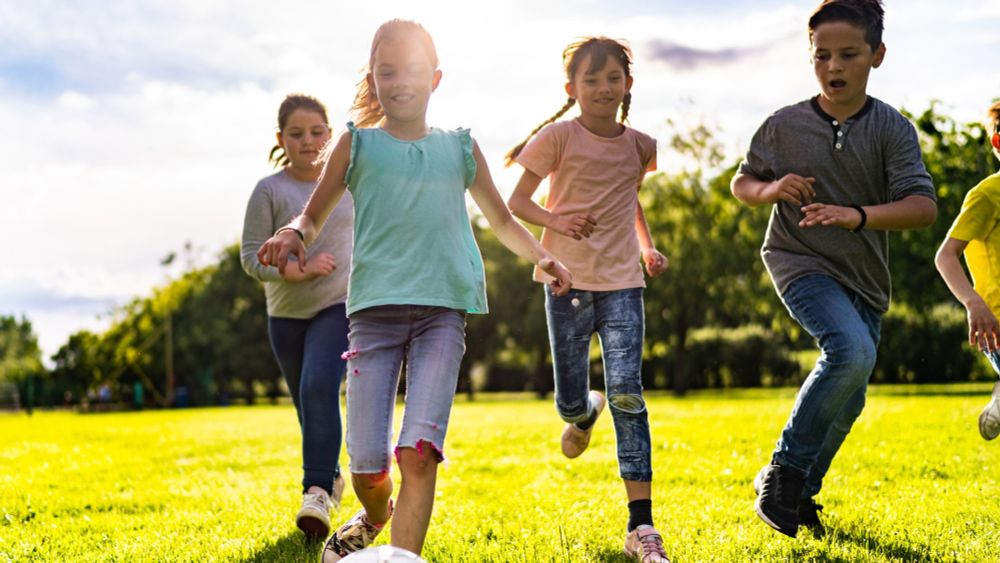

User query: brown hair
[269,94,329,168]
[351,19,438,128]
[504,37,633,167]
[808,0,885,52]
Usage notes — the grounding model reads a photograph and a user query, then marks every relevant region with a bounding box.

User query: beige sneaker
[296,489,332,538]
[560,391,606,458]
[322,500,393,562]
[624,525,670,563]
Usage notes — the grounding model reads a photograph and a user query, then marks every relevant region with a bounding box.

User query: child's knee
[395,442,441,476]
[608,392,646,414]
[352,470,390,489]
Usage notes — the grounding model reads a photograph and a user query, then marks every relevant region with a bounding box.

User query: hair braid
[620,92,632,124]
[504,97,577,167]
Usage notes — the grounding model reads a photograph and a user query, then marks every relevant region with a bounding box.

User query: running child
[240,93,353,538]
[506,36,670,563]
[731,0,937,538]
[935,100,1000,440]
[256,19,572,561]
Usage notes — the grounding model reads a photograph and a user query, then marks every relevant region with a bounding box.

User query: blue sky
[2,0,999,363]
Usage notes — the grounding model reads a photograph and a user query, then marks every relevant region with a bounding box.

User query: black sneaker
[797,497,825,536]
[753,463,806,538]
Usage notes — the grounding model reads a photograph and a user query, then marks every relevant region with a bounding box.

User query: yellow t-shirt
[947,172,1000,315]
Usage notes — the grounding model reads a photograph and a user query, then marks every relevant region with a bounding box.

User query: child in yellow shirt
[935,100,1000,439]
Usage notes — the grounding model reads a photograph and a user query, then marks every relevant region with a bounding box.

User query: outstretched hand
[966,298,1000,353]
[798,203,863,230]
[257,230,307,276]
[539,257,573,296]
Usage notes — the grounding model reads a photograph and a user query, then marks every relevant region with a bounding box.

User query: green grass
[2,385,1000,562]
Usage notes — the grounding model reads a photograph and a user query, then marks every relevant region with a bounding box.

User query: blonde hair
[351,19,438,128]
[504,37,633,167]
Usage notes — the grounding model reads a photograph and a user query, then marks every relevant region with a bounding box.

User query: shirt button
[832,120,839,126]
[837,131,844,137]
[835,143,843,149]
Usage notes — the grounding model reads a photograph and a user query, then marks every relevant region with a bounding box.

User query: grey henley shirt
[739,96,935,313]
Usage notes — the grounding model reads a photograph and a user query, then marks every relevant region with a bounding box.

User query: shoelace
[639,532,668,559]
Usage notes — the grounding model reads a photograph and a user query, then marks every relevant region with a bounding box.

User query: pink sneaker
[624,525,670,563]
[560,391,606,458]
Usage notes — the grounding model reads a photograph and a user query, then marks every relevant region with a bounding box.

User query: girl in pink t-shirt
[505,36,670,562]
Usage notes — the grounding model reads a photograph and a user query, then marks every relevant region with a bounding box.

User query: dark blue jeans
[545,286,652,482]
[268,302,349,494]
[774,274,882,498]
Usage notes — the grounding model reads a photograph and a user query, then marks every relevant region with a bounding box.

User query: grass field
[2,385,999,562]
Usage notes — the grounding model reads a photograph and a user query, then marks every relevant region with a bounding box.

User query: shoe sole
[753,497,798,538]
[297,512,331,538]
[560,391,606,458]
[979,381,1000,441]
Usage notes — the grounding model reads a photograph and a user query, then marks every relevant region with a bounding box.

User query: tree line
[2,105,997,409]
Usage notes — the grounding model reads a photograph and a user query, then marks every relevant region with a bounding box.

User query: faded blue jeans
[268,302,349,494]
[774,274,882,498]
[545,286,652,482]
[343,305,467,475]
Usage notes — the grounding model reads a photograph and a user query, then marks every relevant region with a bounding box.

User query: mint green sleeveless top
[343,122,488,315]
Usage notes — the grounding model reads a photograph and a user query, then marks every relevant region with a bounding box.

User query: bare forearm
[864,195,937,231]
[635,204,655,251]
[731,173,773,206]
[509,193,558,230]
[936,246,980,307]
[491,214,551,265]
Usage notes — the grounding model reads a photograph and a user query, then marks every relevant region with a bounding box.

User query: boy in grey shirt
[731,0,936,538]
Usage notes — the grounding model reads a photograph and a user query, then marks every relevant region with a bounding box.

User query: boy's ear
[431,69,443,91]
[872,42,886,68]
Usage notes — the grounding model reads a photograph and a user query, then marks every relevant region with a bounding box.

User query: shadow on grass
[241,531,323,563]
[823,523,945,563]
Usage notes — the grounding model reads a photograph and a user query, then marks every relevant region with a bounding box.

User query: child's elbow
[917,200,938,228]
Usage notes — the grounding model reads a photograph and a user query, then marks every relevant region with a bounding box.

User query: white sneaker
[296,489,332,538]
[979,381,1000,440]
[624,525,670,563]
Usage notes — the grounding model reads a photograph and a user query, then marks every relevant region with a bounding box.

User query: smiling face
[566,53,632,122]
[368,34,441,127]
[276,109,330,173]
[811,20,885,119]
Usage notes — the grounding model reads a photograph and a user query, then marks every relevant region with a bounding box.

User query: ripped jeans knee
[608,392,646,414]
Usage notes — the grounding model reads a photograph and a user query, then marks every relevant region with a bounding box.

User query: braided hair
[504,37,633,167]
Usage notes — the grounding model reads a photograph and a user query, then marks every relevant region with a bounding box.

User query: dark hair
[269,94,329,168]
[808,0,885,52]
[504,37,633,167]
[351,19,438,128]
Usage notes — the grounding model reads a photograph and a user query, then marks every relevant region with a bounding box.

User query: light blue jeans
[545,286,652,482]
[343,305,466,474]
[774,274,882,498]
[268,302,349,494]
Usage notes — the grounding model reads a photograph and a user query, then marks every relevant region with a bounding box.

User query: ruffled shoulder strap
[343,121,361,186]
[454,127,477,188]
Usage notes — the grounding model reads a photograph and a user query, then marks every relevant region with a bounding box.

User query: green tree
[0,315,44,409]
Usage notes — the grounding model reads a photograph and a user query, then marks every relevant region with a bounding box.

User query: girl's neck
[576,113,625,138]
[381,116,432,141]
[284,164,321,183]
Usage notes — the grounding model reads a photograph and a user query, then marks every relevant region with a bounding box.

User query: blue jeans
[774,274,882,498]
[268,302,349,494]
[545,286,652,482]
[344,305,467,474]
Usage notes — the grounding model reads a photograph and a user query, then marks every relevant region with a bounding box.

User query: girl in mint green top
[257,19,572,560]
[343,122,487,315]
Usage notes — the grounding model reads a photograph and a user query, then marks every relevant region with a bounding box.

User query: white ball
[339,545,426,563]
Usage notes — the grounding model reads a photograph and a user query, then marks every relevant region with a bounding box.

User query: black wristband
[275,227,304,241]
[848,205,867,232]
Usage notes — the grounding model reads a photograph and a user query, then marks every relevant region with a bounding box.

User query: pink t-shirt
[516,118,657,291]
